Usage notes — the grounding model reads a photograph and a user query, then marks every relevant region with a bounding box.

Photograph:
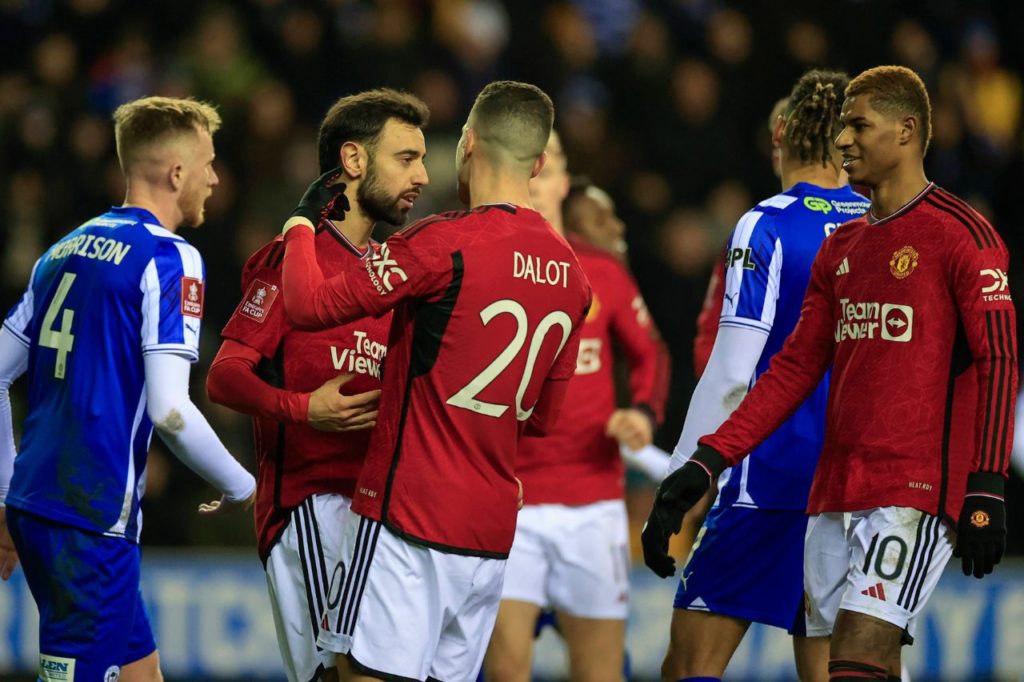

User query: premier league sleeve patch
[239,279,279,324]
[180,277,204,318]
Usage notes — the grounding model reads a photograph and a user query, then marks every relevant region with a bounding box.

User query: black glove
[953,472,1006,579]
[292,166,350,228]
[641,445,726,578]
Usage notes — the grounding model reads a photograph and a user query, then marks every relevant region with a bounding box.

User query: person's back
[8,208,203,538]
[279,80,592,681]
[353,205,589,554]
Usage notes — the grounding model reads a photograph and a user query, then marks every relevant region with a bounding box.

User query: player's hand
[0,507,20,581]
[605,408,654,450]
[283,166,350,234]
[641,445,726,578]
[953,473,1006,579]
[198,490,256,515]
[307,373,380,432]
[515,477,524,510]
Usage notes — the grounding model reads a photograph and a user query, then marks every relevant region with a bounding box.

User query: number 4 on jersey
[39,272,77,379]
[447,299,572,421]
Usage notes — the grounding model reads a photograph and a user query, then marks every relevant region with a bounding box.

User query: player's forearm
[154,399,256,501]
[0,329,29,503]
[208,347,308,425]
[145,353,255,501]
[970,317,1018,477]
[621,443,670,481]
[625,336,671,424]
[670,325,766,473]
[281,228,364,328]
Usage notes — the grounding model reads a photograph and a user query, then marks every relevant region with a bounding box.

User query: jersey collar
[867,182,935,226]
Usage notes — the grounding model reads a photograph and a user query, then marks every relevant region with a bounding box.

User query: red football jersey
[516,238,670,505]
[702,184,1017,523]
[694,251,726,377]
[219,228,390,561]
[282,205,592,556]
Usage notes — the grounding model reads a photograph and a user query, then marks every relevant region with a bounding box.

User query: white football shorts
[804,506,953,642]
[318,513,507,681]
[501,499,630,619]
[265,493,351,682]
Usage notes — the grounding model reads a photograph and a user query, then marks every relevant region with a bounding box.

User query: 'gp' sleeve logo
[367,242,408,293]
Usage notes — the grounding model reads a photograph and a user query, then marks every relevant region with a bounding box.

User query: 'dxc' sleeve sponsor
[949,228,1017,479]
[700,241,837,465]
[281,228,450,329]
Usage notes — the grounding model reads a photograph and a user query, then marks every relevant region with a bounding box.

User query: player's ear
[771,115,786,148]
[530,150,547,179]
[898,115,918,148]
[169,162,184,192]
[339,141,364,180]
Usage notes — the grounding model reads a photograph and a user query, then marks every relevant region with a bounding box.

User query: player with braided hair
[648,69,869,682]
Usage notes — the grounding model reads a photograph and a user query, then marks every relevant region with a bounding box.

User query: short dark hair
[468,81,554,167]
[317,88,429,173]
[782,69,849,167]
[846,65,932,154]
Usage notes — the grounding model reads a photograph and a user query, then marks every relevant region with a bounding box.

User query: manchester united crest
[889,245,919,280]
[970,510,991,528]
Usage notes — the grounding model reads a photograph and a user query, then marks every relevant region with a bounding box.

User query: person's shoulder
[396,208,483,240]
[570,237,627,274]
[920,185,1004,250]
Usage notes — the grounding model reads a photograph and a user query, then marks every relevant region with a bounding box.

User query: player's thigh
[557,612,626,682]
[120,650,162,682]
[840,507,953,645]
[267,494,351,682]
[7,508,153,680]
[320,514,466,681]
[662,609,749,680]
[803,512,851,638]
[792,635,829,682]
[499,504,553,610]
[831,609,903,676]
[484,600,543,682]
[430,555,506,682]
[547,501,630,621]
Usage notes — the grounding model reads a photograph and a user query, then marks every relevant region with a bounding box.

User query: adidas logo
[860,582,887,601]
[836,257,850,276]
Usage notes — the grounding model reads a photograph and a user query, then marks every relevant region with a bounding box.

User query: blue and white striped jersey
[716,183,869,510]
[4,206,205,541]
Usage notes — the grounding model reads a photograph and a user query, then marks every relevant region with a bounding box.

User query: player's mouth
[399,191,420,210]
[842,155,860,169]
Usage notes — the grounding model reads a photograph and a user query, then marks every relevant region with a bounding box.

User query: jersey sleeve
[700,239,837,465]
[694,251,726,377]
[140,241,205,363]
[949,227,1018,478]
[282,227,451,328]
[221,261,288,359]
[608,264,670,423]
[524,299,589,437]
[3,258,43,347]
[207,339,309,424]
[720,210,781,335]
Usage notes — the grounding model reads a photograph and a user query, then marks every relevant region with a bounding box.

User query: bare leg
[337,654,384,682]
[831,609,903,678]
[483,600,543,682]
[558,611,626,682]
[661,609,749,681]
[793,635,829,682]
[120,650,163,682]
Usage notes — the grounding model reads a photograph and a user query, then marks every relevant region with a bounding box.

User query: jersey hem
[384,518,510,559]
[3,499,138,543]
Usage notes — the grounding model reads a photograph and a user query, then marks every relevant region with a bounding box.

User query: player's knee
[483,648,529,682]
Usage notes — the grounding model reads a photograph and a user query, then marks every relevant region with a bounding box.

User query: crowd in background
[1,0,1022,554]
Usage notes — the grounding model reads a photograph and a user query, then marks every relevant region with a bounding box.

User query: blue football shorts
[7,507,157,680]
[673,504,809,634]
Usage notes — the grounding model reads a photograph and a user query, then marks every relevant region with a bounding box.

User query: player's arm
[693,250,727,377]
[605,267,671,450]
[208,340,378,432]
[0,328,28,581]
[280,170,449,328]
[642,237,837,577]
[949,226,1017,578]
[146,353,255,506]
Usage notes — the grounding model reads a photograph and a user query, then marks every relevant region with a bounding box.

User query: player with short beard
[207,89,429,682]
